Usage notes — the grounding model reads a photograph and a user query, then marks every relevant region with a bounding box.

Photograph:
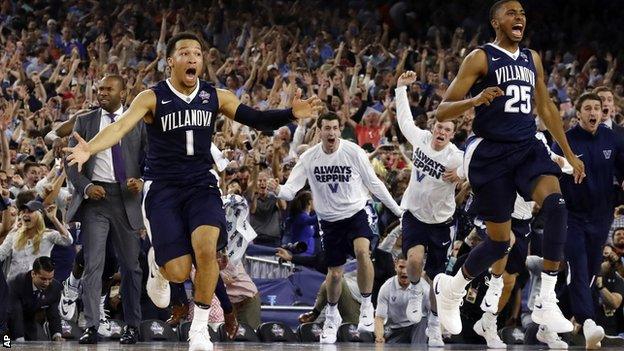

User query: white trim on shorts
[141,180,154,244]
[463,137,483,183]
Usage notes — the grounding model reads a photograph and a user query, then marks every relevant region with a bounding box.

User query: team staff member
[552,93,624,349]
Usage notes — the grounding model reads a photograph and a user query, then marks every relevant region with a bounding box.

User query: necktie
[108,113,127,182]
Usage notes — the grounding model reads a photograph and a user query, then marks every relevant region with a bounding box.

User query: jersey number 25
[504,85,531,114]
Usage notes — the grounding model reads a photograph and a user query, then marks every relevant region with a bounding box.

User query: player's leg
[401,211,426,324]
[353,237,375,333]
[319,217,347,343]
[60,248,84,321]
[480,233,515,314]
[422,223,452,348]
[322,265,344,343]
[143,181,194,308]
[529,175,573,333]
[348,209,376,333]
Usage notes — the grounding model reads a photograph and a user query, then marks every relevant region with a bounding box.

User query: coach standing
[552,92,624,349]
[66,75,146,344]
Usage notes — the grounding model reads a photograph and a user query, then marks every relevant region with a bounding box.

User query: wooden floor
[6,342,624,351]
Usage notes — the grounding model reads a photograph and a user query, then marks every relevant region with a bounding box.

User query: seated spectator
[374,255,430,344]
[8,256,63,341]
[0,201,72,281]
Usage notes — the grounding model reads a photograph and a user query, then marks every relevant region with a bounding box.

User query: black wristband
[234,104,296,132]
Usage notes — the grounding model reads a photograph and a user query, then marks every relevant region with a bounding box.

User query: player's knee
[485,237,511,259]
[166,265,192,283]
[327,269,343,284]
[541,193,567,218]
[194,246,216,264]
[353,246,370,261]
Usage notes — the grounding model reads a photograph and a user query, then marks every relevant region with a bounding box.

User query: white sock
[190,305,210,331]
[326,303,338,317]
[490,275,503,286]
[68,272,80,288]
[540,273,557,297]
[361,294,372,306]
[428,311,439,325]
[450,271,471,293]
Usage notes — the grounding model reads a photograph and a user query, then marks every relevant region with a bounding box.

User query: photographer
[606,228,624,277]
[596,245,624,335]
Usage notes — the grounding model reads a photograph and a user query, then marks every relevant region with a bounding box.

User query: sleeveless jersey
[145,79,219,183]
[469,44,537,142]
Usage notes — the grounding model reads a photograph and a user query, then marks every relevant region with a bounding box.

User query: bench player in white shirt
[395,71,464,347]
[268,112,403,343]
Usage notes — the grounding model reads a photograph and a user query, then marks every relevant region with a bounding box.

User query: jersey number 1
[186,130,194,155]
[504,85,531,114]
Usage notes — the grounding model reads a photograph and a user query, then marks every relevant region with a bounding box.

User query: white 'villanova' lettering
[494,65,535,87]
[160,110,213,131]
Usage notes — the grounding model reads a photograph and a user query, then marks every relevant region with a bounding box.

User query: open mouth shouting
[511,23,524,39]
[185,67,197,81]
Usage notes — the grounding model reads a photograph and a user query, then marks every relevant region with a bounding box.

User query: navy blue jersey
[470,44,537,142]
[552,125,624,219]
[144,79,219,183]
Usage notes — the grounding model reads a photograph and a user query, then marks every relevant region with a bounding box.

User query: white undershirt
[91,106,124,183]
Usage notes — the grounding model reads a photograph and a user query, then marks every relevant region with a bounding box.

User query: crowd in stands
[0,0,621,345]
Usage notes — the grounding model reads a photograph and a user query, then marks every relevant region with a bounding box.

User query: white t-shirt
[277,139,402,222]
[395,86,464,224]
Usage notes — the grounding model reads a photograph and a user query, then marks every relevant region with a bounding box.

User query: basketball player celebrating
[432,0,584,335]
[394,70,463,347]
[65,32,323,351]
[267,112,402,343]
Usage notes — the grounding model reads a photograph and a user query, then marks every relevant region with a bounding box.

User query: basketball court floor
[7,342,624,350]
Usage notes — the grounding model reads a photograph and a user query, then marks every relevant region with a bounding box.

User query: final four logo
[199,90,211,103]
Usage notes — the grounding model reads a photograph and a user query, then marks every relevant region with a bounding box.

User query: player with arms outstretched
[432,0,584,336]
[65,32,322,351]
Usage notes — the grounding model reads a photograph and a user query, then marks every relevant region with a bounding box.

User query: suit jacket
[8,271,62,340]
[66,108,147,230]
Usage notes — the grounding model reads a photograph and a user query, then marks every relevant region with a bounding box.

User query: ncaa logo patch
[603,150,612,159]
[199,90,211,100]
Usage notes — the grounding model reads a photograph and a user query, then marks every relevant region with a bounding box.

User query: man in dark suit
[66,74,146,344]
[8,256,63,341]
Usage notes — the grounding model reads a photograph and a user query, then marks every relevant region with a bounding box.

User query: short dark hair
[15,190,37,210]
[166,32,204,58]
[592,86,613,96]
[316,112,341,129]
[575,92,602,112]
[489,0,518,20]
[614,227,624,237]
[33,256,55,273]
[102,74,126,89]
[23,161,39,175]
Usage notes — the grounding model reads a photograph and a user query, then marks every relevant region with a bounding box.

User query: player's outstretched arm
[64,89,155,170]
[531,50,585,183]
[395,71,429,146]
[216,88,323,132]
[436,49,502,122]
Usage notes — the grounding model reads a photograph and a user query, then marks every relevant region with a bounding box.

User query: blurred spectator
[596,245,624,335]
[250,171,286,247]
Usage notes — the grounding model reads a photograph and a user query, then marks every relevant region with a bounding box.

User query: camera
[281,241,308,255]
[277,241,308,265]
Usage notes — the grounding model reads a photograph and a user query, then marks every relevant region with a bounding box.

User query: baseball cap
[19,200,44,213]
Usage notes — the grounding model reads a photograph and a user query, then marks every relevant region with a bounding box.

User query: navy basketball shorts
[320,209,375,268]
[401,211,453,278]
[475,217,531,274]
[464,136,561,223]
[143,180,227,266]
